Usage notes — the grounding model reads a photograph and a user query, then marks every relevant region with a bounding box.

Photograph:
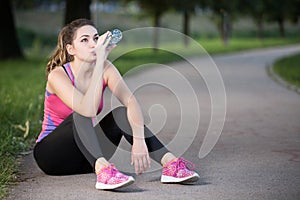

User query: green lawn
[1,37,300,198]
[0,58,45,198]
[273,53,300,88]
[111,37,300,74]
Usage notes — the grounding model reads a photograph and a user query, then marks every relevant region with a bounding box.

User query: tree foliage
[237,0,300,38]
[264,0,299,37]
[3,0,300,60]
[123,0,171,50]
[172,0,203,46]
[237,0,268,38]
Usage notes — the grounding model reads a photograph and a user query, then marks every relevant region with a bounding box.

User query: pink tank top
[36,63,106,142]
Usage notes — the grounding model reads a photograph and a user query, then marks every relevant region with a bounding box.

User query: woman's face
[68,25,99,63]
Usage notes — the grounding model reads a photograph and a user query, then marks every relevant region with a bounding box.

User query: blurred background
[1,0,300,59]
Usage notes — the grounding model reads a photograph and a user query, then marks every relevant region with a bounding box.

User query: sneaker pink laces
[95,164,134,190]
[161,157,200,183]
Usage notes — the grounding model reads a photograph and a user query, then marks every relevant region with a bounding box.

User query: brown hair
[46,18,95,78]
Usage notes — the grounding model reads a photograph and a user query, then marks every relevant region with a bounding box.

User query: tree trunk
[183,9,190,47]
[255,14,264,40]
[278,17,285,38]
[220,11,229,47]
[64,0,91,25]
[152,11,161,52]
[0,0,23,59]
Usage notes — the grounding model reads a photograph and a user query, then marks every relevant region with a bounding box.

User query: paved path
[7,45,300,200]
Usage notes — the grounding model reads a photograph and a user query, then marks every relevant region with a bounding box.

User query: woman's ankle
[95,157,110,173]
[161,152,176,166]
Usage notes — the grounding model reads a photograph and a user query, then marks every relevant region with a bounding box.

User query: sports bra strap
[62,63,75,85]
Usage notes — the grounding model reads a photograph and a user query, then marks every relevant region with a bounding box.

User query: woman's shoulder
[104,60,113,69]
[48,66,66,80]
[104,60,120,74]
[103,60,121,81]
[47,66,71,91]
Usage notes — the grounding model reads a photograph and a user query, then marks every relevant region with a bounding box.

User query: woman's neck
[69,60,94,80]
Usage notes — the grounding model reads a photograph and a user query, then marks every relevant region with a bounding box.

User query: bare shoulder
[103,60,122,80]
[48,66,69,83]
[47,66,72,93]
[104,60,115,72]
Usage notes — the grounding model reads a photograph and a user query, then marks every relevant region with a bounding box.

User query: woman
[34,18,199,190]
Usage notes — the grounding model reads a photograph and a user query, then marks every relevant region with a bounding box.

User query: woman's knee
[108,106,132,132]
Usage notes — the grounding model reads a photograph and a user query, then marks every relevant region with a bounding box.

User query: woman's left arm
[105,61,151,175]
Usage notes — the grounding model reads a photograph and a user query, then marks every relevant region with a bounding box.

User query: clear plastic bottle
[108,29,122,46]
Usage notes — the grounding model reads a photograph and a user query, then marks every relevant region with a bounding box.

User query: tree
[265,0,286,37]
[124,0,171,50]
[64,0,91,25]
[286,0,300,24]
[204,0,239,46]
[0,0,23,59]
[264,0,300,38]
[237,0,268,39]
[173,0,202,46]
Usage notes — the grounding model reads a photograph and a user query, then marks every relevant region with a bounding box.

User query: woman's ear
[66,44,75,56]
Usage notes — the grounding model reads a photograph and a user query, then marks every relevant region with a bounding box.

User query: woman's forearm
[127,96,145,141]
[75,62,104,117]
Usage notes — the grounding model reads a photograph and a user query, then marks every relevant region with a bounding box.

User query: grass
[199,37,300,54]
[0,58,45,198]
[110,37,300,74]
[273,53,300,88]
[1,35,300,198]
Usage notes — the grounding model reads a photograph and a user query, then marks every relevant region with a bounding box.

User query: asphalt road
[7,45,300,200]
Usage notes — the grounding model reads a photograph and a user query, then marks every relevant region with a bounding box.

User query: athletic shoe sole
[161,172,200,183]
[95,176,135,190]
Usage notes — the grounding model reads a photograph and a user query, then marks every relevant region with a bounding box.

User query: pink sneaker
[95,164,134,190]
[161,157,200,183]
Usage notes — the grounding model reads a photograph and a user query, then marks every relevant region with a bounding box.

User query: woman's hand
[95,31,116,61]
[131,139,151,175]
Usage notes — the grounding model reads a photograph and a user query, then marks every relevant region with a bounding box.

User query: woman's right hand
[95,31,116,61]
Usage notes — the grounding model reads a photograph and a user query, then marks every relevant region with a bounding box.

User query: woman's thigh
[33,115,93,175]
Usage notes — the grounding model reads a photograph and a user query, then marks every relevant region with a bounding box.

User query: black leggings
[33,107,169,175]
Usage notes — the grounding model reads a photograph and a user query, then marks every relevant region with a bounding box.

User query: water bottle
[107,29,122,46]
